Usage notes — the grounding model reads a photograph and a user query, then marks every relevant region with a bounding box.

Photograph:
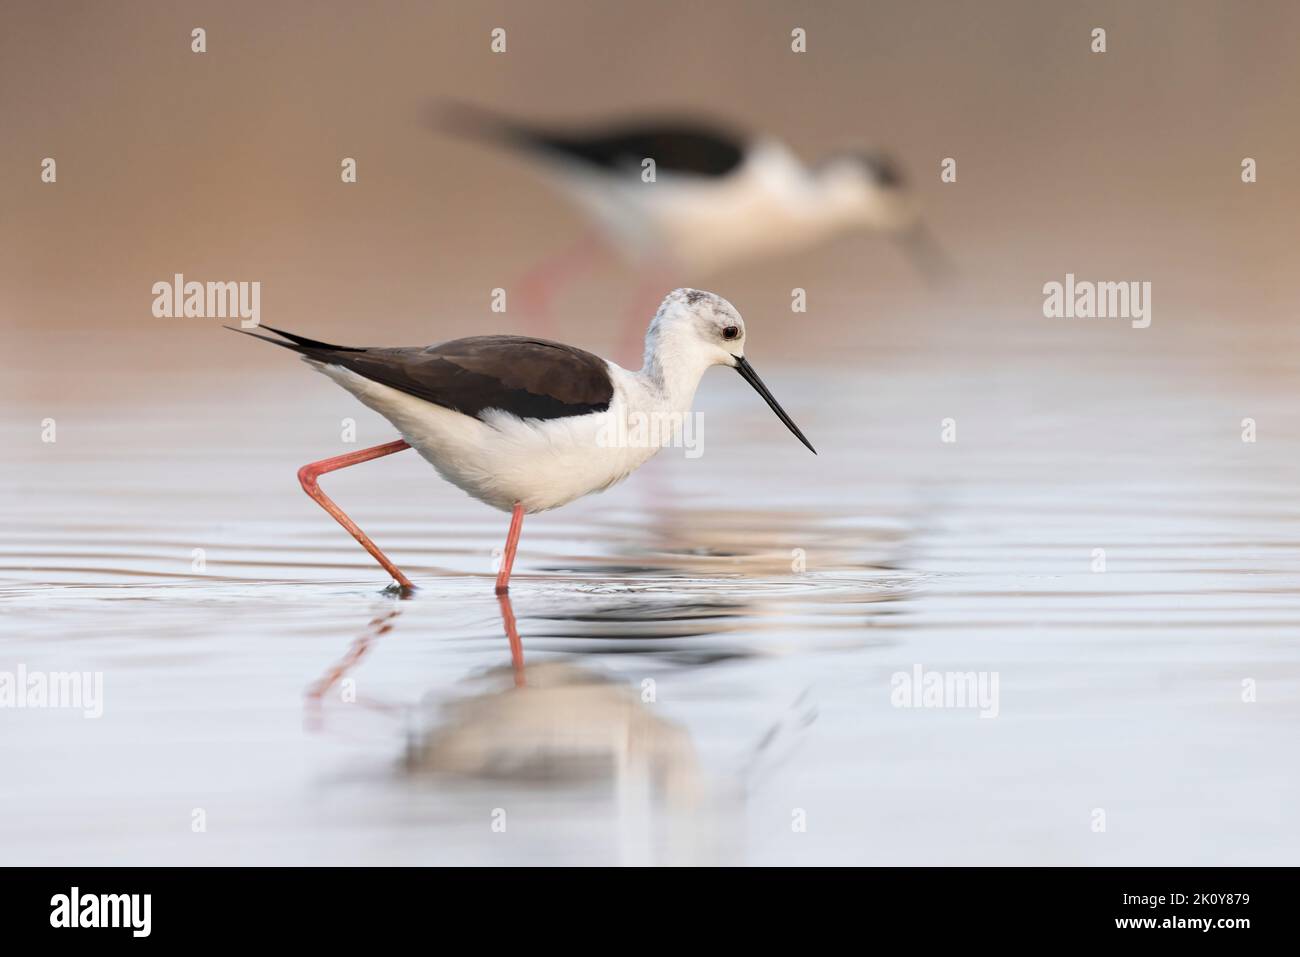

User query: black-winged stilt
[236,289,814,594]
[437,103,949,323]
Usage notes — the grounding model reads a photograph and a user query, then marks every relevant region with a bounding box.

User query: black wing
[439,102,748,178]
[238,326,614,421]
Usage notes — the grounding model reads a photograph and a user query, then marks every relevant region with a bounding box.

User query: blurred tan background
[4,0,1298,405]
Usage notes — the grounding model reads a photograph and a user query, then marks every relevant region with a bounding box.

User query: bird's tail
[226,324,365,360]
[428,99,537,148]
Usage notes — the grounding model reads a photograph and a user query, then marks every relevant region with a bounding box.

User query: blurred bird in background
[434,103,951,352]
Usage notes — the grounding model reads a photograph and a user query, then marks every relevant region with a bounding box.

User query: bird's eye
[721,326,740,341]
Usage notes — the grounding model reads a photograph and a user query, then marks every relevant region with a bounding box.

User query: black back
[240,327,615,421]
[439,103,748,177]
[536,124,747,176]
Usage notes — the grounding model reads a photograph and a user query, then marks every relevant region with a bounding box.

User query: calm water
[3,338,1299,865]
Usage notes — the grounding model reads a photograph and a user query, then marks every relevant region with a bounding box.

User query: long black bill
[896,221,957,289]
[733,356,817,454]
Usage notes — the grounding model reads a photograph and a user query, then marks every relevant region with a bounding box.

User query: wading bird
[236,289,815,593]
[437,103,949,329]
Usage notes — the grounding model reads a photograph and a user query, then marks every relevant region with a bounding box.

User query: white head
[813,151,918,231]
[641,289,816,454]
[813,153,954,284]
[643,288,747,374]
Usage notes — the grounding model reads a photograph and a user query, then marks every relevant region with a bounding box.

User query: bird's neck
[636,344,710,413]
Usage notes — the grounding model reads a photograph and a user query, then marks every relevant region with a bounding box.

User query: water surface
[3,347,1298,865]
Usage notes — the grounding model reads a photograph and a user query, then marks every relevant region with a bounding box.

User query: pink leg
[496,592,527,688]
[516,231,608,333]
[305,605,402,705]
[297,439,415,591]
[494,502,525,595]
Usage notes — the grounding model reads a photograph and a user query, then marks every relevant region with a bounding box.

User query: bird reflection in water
[419,592,722,864]
[303,603,405,731]
[406,592,702,809]
[304,593,705,806]
[306,587,826,862]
